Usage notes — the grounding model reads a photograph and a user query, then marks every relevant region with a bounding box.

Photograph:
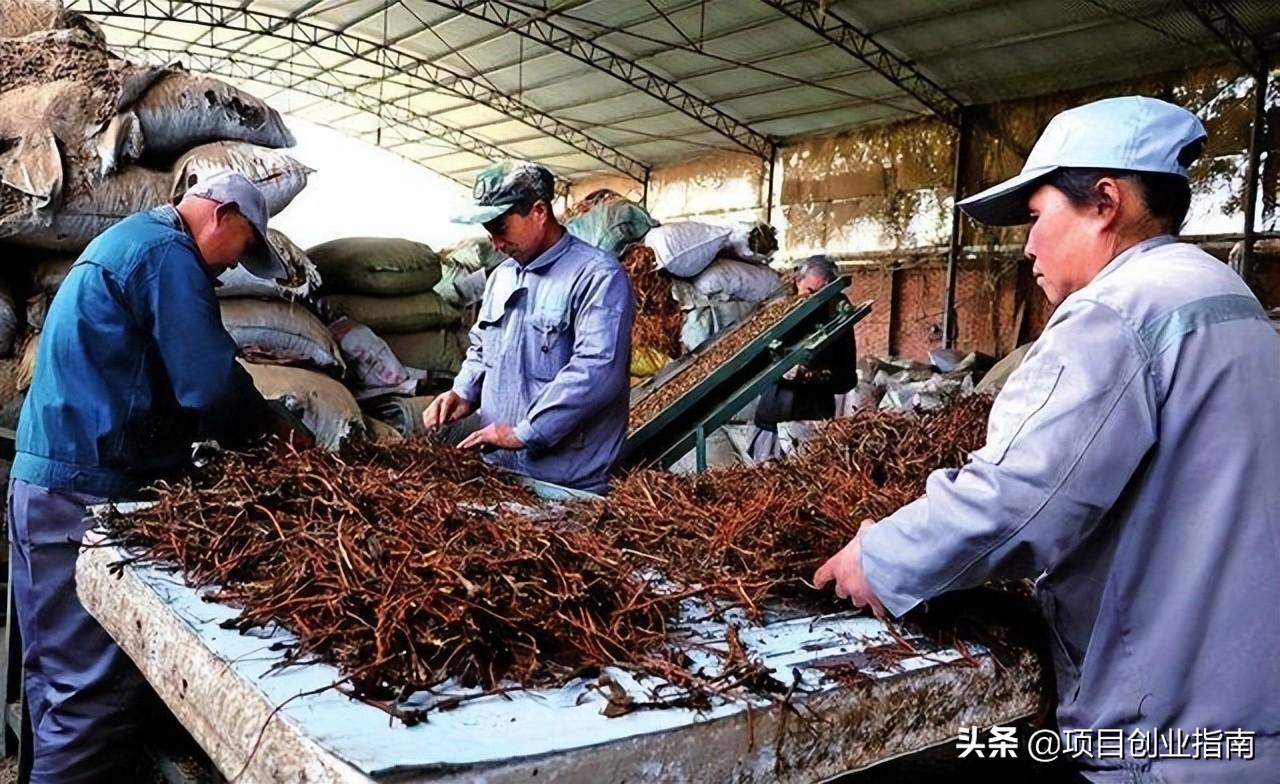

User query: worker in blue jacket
[423,162,635,494]
[8,171,286,781]
[814,97,1280,781]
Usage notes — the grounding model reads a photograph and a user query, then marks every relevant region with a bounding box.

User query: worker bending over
[9,172,288,781]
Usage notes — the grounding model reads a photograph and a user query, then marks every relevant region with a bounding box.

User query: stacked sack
[645,220,784,353]
[558,190,676,381]
[310,238,470,381]
[0,2,376,451]
[213,234,366,451]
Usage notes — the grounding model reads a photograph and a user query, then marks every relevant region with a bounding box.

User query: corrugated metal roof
[71,0,1280,188]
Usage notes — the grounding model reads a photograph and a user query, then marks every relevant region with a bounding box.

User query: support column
[1241,59,1269,286]
[943,108,972,350]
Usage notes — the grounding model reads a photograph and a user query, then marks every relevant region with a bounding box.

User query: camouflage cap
[452,161,555,224]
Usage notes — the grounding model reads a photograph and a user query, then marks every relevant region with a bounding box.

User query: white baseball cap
[958,96,1207,226]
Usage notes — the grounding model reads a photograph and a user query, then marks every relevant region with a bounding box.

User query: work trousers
[7,479,145,783]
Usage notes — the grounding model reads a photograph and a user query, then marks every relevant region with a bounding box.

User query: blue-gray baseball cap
[958,96,1207,226]
[185,170,287,280]
[452,161,555,225]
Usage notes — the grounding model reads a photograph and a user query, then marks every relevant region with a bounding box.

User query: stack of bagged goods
[0,6,307,251]
[1,3,323,441]
[646,220,784,353]
[310,237,468,386]
[557,189,677,381]
[216,242,343,375]
[213,235,368,451]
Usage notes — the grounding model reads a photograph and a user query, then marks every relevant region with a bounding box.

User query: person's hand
[422,391,475,429]
[457,422,525,451]
[813,520,886,616]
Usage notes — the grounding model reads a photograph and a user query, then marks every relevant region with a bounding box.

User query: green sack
[308,237,442,296]
[318,291,462,334]
[565,199,657,255]
[381,328,470,374]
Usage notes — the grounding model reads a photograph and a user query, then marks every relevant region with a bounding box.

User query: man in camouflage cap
[423,161,635,493]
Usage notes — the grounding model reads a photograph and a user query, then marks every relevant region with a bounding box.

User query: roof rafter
[426,0,776,158]
[757,0,963,126]
[68,0,650,181]
[1179,0,1265,72]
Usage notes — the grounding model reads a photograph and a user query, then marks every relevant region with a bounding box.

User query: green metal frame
[622,276,871,469]
[660,300,871,470]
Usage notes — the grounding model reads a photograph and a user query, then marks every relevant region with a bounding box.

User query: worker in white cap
[814,96,1280,781]
[8,171,292,781]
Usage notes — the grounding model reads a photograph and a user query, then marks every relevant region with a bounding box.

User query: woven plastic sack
[679,300,758,353]
[308,237,442,296]
[171,141,310,217]
[11,164,170,251]
[688,258,784,303]
[442,237,507,273]
[239,360,363,451]
[318,291,462,334]
[565,198,657,255]
[381,328,470,374]
[645,222,731,278]
[220,299,344,374]
[216,230,320,300]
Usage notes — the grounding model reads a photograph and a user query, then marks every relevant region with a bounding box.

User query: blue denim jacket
[453,232,634,493]
[12,206,268,497]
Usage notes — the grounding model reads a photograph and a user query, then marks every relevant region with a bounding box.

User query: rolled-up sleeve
[859,297,1158,616]
[514,267,634,449]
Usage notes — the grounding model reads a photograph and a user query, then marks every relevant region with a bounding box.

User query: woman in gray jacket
[814,96,1280,783]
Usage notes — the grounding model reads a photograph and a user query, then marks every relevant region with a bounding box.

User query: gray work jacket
[453,232,634,494]
[861,236,1280,782]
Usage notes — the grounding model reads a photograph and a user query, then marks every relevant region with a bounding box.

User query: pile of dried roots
[620,243,684,361]
[596,395,993,610]
[103,397,1002,707]
[100,441,679,700]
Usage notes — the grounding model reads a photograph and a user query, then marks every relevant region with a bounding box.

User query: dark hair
[798,255,838,284]
[507,197,543,218]
[1046,167,1193,235]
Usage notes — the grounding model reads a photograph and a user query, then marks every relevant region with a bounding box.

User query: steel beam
[426,0,775,158]
[758,0,963,126]
[69,0,650,181]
